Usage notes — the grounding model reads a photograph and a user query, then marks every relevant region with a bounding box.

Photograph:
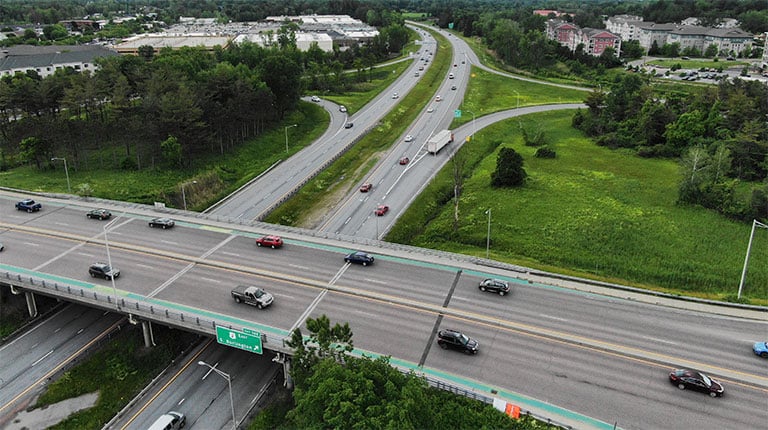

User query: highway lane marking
[0,318,125,416]
[642,336,679,345]
[31,350,53,367]
[120,339,212,430]
[364,278,388,285]
[136,263,153,270]
[539,314,568,322]
[200,277,222,284]
[161,240,179,245]
[221,251,241,257]
[288,264,309,270]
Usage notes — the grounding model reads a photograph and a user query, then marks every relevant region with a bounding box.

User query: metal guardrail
[0,268,292,355]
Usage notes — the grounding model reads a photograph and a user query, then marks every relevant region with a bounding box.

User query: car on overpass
[344,251,374,266]
[753,341,768,358]
[437,329,479,354]
[149,218,175,229]
[15,199,42,212]
[256,235,283,249]
[669,369,724,397]
[479,278,511,296]
[89,263,120,280]
[86,209,112,220]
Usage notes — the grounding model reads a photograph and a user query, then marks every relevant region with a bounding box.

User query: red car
[359,183,373,192]
[256,235,283,248]
[374,205,389,216]
[399,157,410,165]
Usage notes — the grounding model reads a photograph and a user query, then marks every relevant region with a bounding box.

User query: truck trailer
[427,130,454,154]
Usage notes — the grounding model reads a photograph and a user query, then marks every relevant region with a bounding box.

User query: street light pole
[198,361,236,430]
[181,180,197,211]
[51,157,71,194]
[485,208,491,259]
[103,216,120,311]
[285,124,298,153]
[738,220,768,299]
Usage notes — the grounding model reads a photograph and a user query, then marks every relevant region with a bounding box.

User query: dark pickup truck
[16,199,42,212]
[231,285,274,309]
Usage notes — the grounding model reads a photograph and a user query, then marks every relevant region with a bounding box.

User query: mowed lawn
[394,109,767,302]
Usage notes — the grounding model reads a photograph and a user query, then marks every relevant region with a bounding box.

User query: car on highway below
[0,243,4,252]
[399,157,410,165]
[339,105,347,112]
[392,92,399,99]
[479,278,511,296]
[310,95,321,102]
[345,122,354,129]
[256,235,283,248]
[451,85,457,90]
[437,329,479,354]
[149,218,175,229]
[754,341,768,358]
[414,72,420,77]
[89,263,120,280]
[86,209,112,220]
[16,199,42,212]
[427,106,434,113]
[359,183,373,192]
[374,205,389,216]
[404,135,413,142]
[344,251,374,266]
[419,66,424,71]
[669,369,724,397]
[435,95,442,102]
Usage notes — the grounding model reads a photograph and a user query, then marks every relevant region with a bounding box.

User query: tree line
[573,74,768,221]
[0,18,408,172]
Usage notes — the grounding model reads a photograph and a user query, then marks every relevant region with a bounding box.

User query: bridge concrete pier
[25,291,38,318]
[141,320,156,348]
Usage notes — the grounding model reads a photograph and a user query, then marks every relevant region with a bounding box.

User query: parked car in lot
[16,199,42,212]
[479,278,511,296]
[359,183,373,192]
[344,251,374,266]
[437,329,479,354]
[256,235,283,248]
[374,205,389,216]
[669,369,724,397]
[89,263,120,280]
[149,218,175,229]
[86,209,112,220]
[754,341,768,358]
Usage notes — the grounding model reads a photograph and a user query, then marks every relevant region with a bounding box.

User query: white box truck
[427,130,454,154]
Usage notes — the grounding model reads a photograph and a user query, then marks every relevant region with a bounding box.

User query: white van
[148,411,186,430]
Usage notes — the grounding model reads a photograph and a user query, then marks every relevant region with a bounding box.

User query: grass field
[387,109,767,303]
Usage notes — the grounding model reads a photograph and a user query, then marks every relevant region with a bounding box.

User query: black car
[149,218,175,229]
[89,263,120,280]
[16,199,42,212]
[344,122,354,129]
[344,251,374,266]
[669,369,724,397]
[437,329,479,354]
[86,209,112,220]
[479,278,511,296]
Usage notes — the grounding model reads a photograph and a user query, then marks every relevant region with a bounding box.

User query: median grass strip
[264,27,453,227]
[387,109,767,304]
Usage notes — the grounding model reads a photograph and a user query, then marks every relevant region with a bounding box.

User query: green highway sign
[454,109,461,118]
[216,325,262,354]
